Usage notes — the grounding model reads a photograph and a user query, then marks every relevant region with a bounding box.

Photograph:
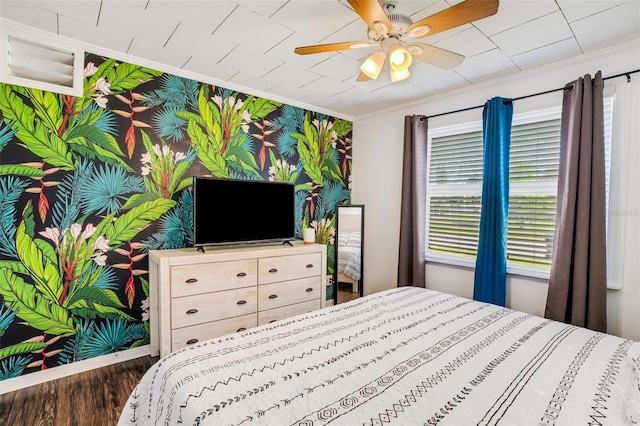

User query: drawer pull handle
[268,294,278,299]
[237,272,247,277]
[306,264,314,268]
[269,268,278,273]
[185,278,198,284]
[186,308,198,315]
[186,338,198,345]
[305,287,313,292]
[237,327,246,332]
[237,300,247,305]
[269,320,277,323]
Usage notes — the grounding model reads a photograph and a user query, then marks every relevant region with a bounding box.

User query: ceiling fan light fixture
[389,45,412,72]
[390,67,410,83]
[360,50,386,80]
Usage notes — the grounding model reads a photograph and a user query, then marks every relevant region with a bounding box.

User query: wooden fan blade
[347,0,393,33]
[357,72,372,82]
[408,0,499,39]
[295,41,373,55]
[408,43,465,69]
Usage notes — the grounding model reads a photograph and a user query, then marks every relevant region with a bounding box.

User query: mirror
[334,204,364,304]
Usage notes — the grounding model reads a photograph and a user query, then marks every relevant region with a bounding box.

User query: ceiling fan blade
[357,72,372,82]
[294,41,374,55]
[347,0,393,33]
[408,0,499,39]
[408,43,465,69]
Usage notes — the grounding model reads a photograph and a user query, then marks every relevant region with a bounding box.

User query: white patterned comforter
[120,287,640,426]
[337,245,361,281]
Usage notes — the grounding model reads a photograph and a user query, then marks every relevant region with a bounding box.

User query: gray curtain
[398,115,428,287]
[545,71,607,332]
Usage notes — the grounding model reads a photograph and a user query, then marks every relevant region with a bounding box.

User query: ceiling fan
[294,0,499,83]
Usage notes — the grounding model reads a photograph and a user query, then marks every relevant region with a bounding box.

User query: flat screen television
[192,177,296,247]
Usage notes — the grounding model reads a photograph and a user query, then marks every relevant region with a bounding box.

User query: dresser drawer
[258,277,321,311]
[258,299,320,325]
[171,313,257,352]
[170,259,257,298]
[171,287,257,329]
[258,253,321,284]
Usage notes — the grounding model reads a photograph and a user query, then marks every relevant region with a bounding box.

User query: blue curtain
[473,97,513,306]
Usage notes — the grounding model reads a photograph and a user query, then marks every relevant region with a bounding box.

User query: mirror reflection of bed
[335,205,364,304]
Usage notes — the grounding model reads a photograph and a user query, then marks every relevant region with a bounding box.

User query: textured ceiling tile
[270,0,356,42]
[146,0,237,33]
[453,49,518,82]
[490,11,574,57]
[98,0,179,44]
[300,75,355,98]
[213,5,292,54]
[510,38,582,70]
[59,15,132,53]
[262,63,321,89]
[433,27,497,58]
[235,0,288,18]
[0,0,58,33]
[228,70,278,93]
[570,1,640,51]
[127,38,192,69]
[216,46,283,78]
[408,62,456,86]
[310,53,362,82]
[557,0,627,22]
[165,25,237,63]
[473,0,559,36]
[181,56,240,82]
[27,0,102,26]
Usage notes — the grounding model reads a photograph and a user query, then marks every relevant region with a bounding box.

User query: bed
[119,287,640,425]
[336,231,361,292]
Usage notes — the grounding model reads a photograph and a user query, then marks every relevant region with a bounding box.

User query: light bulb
[389,45,412,72]
[391,51,407,66]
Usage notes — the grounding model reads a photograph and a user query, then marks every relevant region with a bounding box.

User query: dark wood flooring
[0,355,158,426]
[337,283,361,304]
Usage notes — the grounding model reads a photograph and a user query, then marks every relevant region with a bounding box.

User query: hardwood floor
[337,282,360,304]
[0,355,158,426]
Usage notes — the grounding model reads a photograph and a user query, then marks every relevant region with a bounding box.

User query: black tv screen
[193,177,296,246]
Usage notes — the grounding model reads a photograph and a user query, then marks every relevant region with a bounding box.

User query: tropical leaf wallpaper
[0,53,352,379]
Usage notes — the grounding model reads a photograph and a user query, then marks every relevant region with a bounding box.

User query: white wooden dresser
[149,242,326,357]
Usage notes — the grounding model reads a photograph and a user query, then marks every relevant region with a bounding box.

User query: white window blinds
[426,98,613,276]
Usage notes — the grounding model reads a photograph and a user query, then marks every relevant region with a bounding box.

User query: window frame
[425,96,614,280]
[425,106,563,280]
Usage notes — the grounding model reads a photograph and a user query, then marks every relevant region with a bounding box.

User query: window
[425,98,613,278]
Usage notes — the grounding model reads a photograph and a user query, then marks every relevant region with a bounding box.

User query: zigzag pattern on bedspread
[119,287,640,426]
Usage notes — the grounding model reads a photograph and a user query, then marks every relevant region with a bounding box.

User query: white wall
[352,39,640,340]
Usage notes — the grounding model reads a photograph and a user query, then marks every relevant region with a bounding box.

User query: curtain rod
[425,68,640,120]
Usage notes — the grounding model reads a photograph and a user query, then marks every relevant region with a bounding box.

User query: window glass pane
[426,98,613,276]
[428,196,480,258]
[429,130,483,184]
[507,195,557,268]
[510,119,561,182]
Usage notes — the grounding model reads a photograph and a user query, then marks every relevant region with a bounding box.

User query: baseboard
[0,345,151,394]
